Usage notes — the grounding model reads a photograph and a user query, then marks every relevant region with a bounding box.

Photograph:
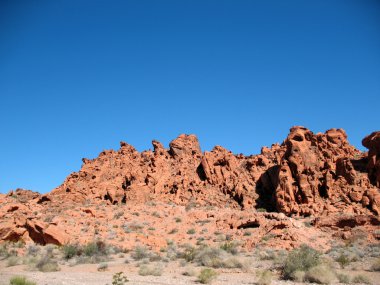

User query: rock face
[50,126,380,217]
[274,127,380,216]
[363,131,380,188]
[0,127,379,248]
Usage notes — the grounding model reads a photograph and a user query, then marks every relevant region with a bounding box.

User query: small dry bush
[34,255,60,272]
[283,244,321,280]
[257,270,272,285]
[335,252,351,268]
[7,256,20,267]
[352,274,372,284]
[138,263,163,276]
[198,268,218,284]
[304,264,335,284]
[370,258,380,271]
[131,246,150,261]
[337,273,351,284]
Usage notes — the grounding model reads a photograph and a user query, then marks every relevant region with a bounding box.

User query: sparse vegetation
[9,276,36,285]
[60,240,109,264]
[187,228,196,235]
[337,273,351,284]
[283,245,321,280]
[131,246,150,261]
[352,274,372,284]
[336,252,351,268]
[138,263,163,276]
[6,255,20,267]
[220,241,238,255]
[304,264,335,284]
[111,272,129,285]
[257,270,272,285]
[198,268,218,284]
[370,258,380,271]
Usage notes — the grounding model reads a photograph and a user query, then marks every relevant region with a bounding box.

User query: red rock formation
[363,131,380,188]
[1,127,379,248]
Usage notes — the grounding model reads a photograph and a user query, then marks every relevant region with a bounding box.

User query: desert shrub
[138,264,163,276]
[187,228,196,235]
[62,244,80,259]
[257,270,272,285]
[175,217,182,223]
[283,244,321,279]
[26,245,40,257]
[179,245,197,262]
[6,256,20,267]
[9,276,36,285]
[290,270,305,282]
[34,255,60,272]
[305,264,335,284]
[97,262,108,271]
[198,268,218,284]
[131,246,150,261]
[84,240,107,256]
[337,273,351,284]
[220,241,238,255]
[335,252,351,268]
[0,242,10,259]
[111,272,129,285]
[370,258,380,271]
[352,274,372,284]
[195,247,224,268]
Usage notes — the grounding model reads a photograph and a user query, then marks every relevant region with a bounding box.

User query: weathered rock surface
[0,127,379,250]
[363,131,380,188]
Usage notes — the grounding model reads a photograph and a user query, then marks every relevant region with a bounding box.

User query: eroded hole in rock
[237,221,260,229]
[196,163,207,181]
[104,193,112,202]
[351,157,368,173]
[336,218,365,228]
[122,177,132,190]
[318,184,328,198]
[37,196,51,204]
[292,135,304,142]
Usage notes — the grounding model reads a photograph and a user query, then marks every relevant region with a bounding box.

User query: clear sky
[1,1,379,194]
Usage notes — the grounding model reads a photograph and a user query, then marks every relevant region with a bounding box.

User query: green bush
[283,245,321,280]
[9,276,36,285]
[198,268,218,284]
[335,252,351,268]
[220,241,238,255]
[305,264,335,284]
[62,244,80,259]
[131,246,150,261]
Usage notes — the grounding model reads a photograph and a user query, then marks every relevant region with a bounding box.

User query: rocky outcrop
[363,131,380,188]
[1,127,380,248]
[49,127,380,217]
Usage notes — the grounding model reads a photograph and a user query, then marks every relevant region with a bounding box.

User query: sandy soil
[1,253,379,285]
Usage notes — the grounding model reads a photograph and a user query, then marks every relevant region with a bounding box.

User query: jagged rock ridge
[0,126,379,248]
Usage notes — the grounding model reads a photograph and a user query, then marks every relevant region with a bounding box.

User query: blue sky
[1,1,379,194]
